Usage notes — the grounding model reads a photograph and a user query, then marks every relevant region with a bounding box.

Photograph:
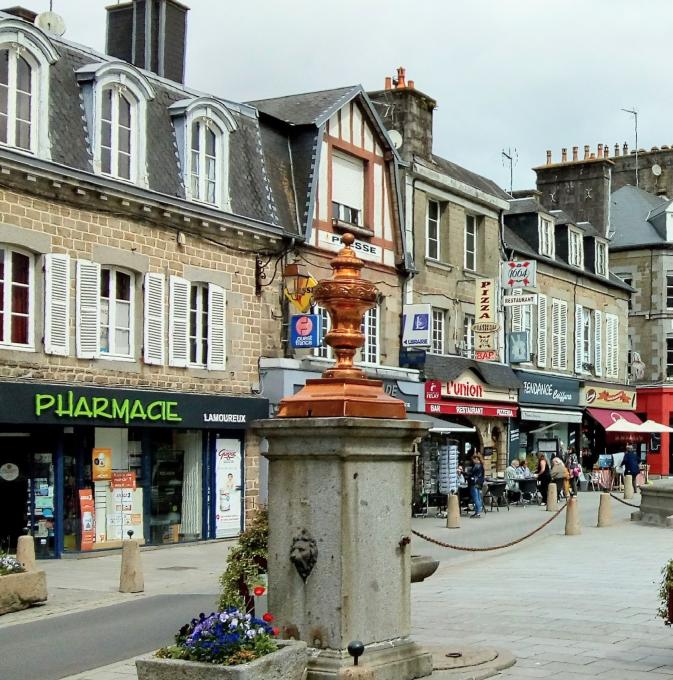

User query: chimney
[597,143,603,158]
[106,0,189,84]
[603,144,609,159]
[396,67,406,89]
[384,76,392,90]
[561,148,567,162]
[572,146,578,161]
[546,150,552,165]
[614,143,620,157]
[408,80,415,89]
[1,6,37,22]
[623,142,628,155]
[584,145,590,160]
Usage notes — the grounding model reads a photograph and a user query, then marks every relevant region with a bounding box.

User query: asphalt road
[0,594,218,680]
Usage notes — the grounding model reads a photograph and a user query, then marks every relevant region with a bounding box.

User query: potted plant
[219,509,268,613]
[135,608,307,679]
[658,560,673,625]
[0,553,47,616]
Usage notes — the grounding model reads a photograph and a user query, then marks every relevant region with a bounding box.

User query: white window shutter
[44,254,70,356]
[537,294,547,368]
[613,316,619,378]
[207,283,226,371]
[559,301,568,369]
[511,304,522,332]
[143,273,165,365]
[551,300,560,369]
[76,259,100,359]
[168,275,190,367]
[574,304,584,372]
[594,309,603,376]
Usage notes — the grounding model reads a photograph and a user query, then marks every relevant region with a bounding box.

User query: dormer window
[539,217,555,257]
[595,241,608,277]
[332,150,365,228]
[169,98,236,211]
[76,62,155,187]
[568,228,584,267]
[0,19,59,157]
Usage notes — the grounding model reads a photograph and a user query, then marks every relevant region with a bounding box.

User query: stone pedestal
[639,480,673,526]
[255,417,432,680]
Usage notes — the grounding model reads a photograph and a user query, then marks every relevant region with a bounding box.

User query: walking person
[535,453,551,505]
[623,444,640,494]
[550,456,570,499]
[468,451,485,518]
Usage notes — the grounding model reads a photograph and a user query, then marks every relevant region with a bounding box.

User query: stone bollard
[624,475,634,499]
[16,535,36,572]
[546,482,558,512]
[119,540,144,593]
[597,493,613,527]
[338,667,374,680]
[565,497,581,535]
[446,494,460,529]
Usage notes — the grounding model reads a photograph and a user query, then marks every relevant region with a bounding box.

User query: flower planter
[135,640,307,680]
[0,570,47,615]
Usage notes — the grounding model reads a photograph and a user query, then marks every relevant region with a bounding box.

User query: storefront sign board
[92,448,112,481]
[474,278,498,358]
[580,384,636,410]
[401,304,432,348]
[79,489,95,551]
[517,371,580,407]
[427,401,518,419]
[215,439,242,539]
[318,230,381,262]
[503,293,537,306]
[500,260,537,288]
[425,372,517,404]
[290,314,321,349]
[0,382,268,429]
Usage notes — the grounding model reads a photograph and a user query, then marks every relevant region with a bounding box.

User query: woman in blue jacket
[468,451,485,518]
[623,444,640,493]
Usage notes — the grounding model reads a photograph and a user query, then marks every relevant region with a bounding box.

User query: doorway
[0,435,30,553]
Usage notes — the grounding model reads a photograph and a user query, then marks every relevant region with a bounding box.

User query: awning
[427,402,518,418]
[411,412,476,434]
[520,407,583,424]
[586,408,642,430]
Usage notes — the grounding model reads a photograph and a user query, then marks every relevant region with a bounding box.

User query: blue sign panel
[290,314,321,349]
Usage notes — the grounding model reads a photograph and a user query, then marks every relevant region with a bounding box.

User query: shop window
[462,313,475,357]
[359,304,379,365]
[0,246,34,349]
[313,305,333,359]
[430,308,445,355]
[667,338,673,379]
[426,200,440,260]
[464,215,477,271]
[100,267,134,358]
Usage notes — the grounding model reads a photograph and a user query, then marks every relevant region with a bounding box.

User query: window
[359,305,379,365]
[462,313,475,357]
[568,229,584,267]
[539,217,554,257]
[667,338,673,379]
[431,308,445,355]
[551,299,568,370]
[426,200,440,260]
[464,215,477,270]
[595,241,608,277]
[0,49,32,151]
[667,273,673,309]
[581,307,591,367]
[618,274,633,311]
[189,283,209,366]
[99,85,134,180]
[0,247,33,348]
[100,267,133,357]
[313,306,332,359]
[332,151,364,227]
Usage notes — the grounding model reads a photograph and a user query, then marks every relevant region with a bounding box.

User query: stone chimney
[106,0,189,84]
[367,67,437,161]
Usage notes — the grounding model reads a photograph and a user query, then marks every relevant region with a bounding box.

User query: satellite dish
[388,129,403,150]
[35,11,66,37]
[652,163,663,177]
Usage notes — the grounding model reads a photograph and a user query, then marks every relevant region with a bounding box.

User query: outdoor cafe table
[517,477,539,503]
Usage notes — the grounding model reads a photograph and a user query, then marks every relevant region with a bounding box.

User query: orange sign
[79,489,95,551]
[111,471,136,490]
[92,448,112,481]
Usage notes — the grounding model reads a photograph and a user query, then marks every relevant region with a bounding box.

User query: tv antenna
[621,107,638,187]
[501,147,518,194]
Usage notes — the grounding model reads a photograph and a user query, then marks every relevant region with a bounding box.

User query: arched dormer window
[0,19,58,157]
[76,62,154,186]
[170,97,237,210]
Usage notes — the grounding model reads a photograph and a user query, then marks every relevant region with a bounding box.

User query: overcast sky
[41,0,671,192]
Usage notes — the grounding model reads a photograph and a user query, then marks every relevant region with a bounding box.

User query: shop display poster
[78,489,95,551]
[215,438,242,539]
[92,448,112,481]
[111,471,137,490]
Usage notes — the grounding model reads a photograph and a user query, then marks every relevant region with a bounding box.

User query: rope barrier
[411,502,567,552]
[608,492,640,509]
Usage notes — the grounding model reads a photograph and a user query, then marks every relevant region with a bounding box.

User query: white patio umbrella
[605,419,643,433]
[639,420,673,433]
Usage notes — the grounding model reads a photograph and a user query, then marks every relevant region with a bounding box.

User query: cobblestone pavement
[12,491,673,680]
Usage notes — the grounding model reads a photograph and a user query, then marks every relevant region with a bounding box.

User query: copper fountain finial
[277,233,406,419]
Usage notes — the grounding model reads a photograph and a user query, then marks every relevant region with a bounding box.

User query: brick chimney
[106,0,189,84]
[367,68,437,161]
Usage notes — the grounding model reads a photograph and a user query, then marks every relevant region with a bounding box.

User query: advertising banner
[474,279,498,359]
[78,489,95,551]
[401,304,432,348]
[290,314,321,349]
[215,439,243,539]
[111,471,137,490]
[92,448,112,481]
[580,385,636,410]
[517,371,580,406]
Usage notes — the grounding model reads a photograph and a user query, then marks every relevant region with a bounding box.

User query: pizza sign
[501,260,536,289]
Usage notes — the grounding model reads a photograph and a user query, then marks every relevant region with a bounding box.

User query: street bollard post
[446,494,460,529]
[546,482,558,512]
[119,530,144,593]
[16,535,36,572]
[624,475,634,500]
[597,492,613,527]
[565,496,581,535]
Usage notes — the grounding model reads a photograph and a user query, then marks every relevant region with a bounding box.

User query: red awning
[427,401,518,419]
[586,408,642,430]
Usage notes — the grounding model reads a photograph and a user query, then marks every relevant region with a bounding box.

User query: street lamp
[282,257,313,304]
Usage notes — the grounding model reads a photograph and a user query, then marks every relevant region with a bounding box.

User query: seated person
[456,465,468,488]
[505,459,521,501]
[519,460,533,478]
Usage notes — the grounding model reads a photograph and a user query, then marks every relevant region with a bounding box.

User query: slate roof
[415,154,511,202]
[1,11,283,231]
[506,197,541,215]
[424,354,522,389]
[610,185,670,249]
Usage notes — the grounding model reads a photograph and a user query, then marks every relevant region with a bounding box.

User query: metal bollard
[446,494,460,529]
[546,482,558,512]
[597,492,612,527]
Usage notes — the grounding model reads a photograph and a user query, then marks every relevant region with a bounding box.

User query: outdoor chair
[487,482,509,511]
